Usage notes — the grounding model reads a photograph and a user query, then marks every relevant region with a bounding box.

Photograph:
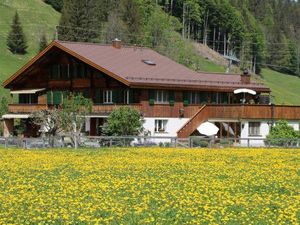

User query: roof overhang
[2,41,130,88]
[129,82,271,93]
[2,114,30,119]
[10,88,46,94]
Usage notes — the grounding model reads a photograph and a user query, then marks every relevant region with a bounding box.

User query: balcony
[177,104,300,138]
[8,104,48,114]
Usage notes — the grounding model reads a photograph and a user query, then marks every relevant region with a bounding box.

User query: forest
[44,0,300,76]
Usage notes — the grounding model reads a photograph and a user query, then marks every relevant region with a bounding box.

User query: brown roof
[3,40,270,92]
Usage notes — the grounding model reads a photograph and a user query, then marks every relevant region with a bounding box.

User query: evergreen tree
[44,0,63,12]
[58,0,103,42]
[7,11,28,54]
[39,33,48,52]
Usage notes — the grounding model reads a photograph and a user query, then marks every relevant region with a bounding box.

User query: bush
[103,107,143,136]
[191,138,209,148]
[266,120,299,146]
[220,139,233,146]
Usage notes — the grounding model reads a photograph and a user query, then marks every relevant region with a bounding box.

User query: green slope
[0,0,60,96]
[261,69,300,105]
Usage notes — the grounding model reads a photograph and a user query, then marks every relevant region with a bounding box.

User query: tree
[0,97,9,136]
[44,0,63,12]
[58,0,103,42]
[59,93,92,149]
[0,97,8,118]
[31,109,62,147]
[266,120,299,146]
[104,9,129,43]
[7,11,28,54]
[103,106,143,136]
[39,33,48,52]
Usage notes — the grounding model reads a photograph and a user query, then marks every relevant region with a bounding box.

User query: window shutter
[83,90,89,98]
[211,93,217,104]
[52,65,60,79]
[222,93,228,104]
[129,89,134,104]
[95,89,103,104]
[169,91,175,106]
[112,90,117,103]
[200,92,208,104]
[62,91,69,103]
[47,91,52,105]
[149,90,155,105]
[112,90,122,103]
[19,94,24,104]
[53,91,62,105]
[183,91,189,106]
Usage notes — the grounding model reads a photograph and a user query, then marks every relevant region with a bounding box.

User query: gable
[3,41,129,89]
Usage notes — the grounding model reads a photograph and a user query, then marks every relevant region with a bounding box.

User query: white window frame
[155,90,169,104]
[155,120,168,133]
[124,89,129,104]
[103,90,113,104]
[249,122,261,136]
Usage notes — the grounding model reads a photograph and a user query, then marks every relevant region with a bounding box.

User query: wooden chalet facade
[2,40,300,144]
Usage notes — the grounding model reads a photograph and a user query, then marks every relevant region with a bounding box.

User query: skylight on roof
[142,60,156,66]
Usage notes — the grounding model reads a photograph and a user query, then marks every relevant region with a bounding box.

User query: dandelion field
[0,148,299,224]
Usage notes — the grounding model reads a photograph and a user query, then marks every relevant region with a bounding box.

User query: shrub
[191,138,209,148]
[266,120,299,146]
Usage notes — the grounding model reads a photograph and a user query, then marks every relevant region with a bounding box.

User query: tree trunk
[217,29,221,52]
[213,27,216,50]
[182,3,185,38]
[224,33,226,56]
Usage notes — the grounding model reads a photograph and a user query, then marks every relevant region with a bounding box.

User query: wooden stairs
[177,105,210,138]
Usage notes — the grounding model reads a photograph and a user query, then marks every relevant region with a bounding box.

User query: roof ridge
[55,40,149,50]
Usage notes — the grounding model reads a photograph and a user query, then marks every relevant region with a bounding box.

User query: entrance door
[89,118,106,136]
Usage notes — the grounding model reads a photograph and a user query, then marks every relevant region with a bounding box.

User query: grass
[197,58,226,73]
[261,69,300,105]
[0,147,299,224]
[0,0,60,97]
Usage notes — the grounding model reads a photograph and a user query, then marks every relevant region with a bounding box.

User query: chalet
[2,39,300,145]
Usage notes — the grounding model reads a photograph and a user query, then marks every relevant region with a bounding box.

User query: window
[60,64,69,79]
[249,122,261,136]
[49,64,70,80]
[189,92,200,104]
[19,94,38,104]
[155,90,169,103]
[142,60,156,66]
[103,90,113,104]
[188,92,208,104]
[49,65,60,79]
[155,120,168,133]
[70,64,87,79]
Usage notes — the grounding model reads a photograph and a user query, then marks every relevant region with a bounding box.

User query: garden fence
[0,136,300,149]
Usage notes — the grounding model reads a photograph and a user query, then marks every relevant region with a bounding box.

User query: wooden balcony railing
[8,104,48,114]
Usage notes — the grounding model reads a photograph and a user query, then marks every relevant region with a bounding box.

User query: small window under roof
[142,60,156,66]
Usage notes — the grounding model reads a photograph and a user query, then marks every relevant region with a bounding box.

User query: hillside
[261,69,300,105]
[0,0,60,96]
